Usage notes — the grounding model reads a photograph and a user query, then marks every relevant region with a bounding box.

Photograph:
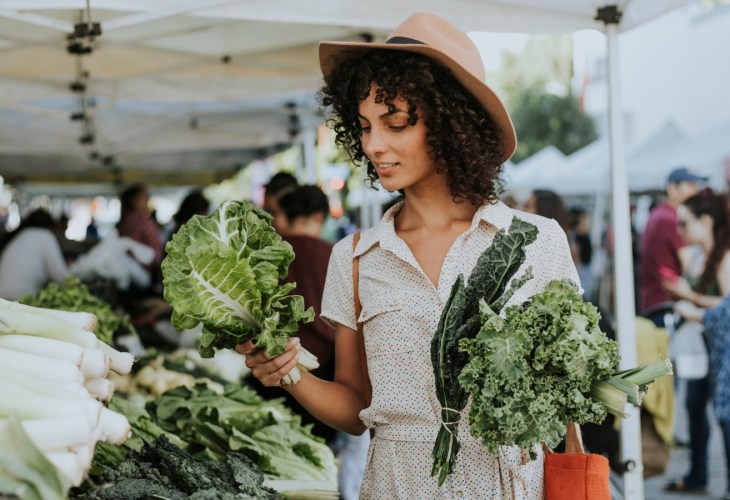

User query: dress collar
[353,199,514,257]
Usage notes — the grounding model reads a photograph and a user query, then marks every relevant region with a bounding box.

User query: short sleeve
[320,234,357,331]
[547,219,582,292]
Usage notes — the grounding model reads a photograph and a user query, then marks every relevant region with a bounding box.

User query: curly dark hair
[683,189,730,294]
[319,50,506,206]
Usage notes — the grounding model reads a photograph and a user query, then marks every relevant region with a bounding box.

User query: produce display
[78,354,337,498]
[20,277,136,345]
[430,217,671,485]
[162,200,317,385]
[0,298,134,499]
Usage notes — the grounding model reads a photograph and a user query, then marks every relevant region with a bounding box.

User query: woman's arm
[237,323,368,435]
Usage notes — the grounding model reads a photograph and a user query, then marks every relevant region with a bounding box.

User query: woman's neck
[396,188,478,232]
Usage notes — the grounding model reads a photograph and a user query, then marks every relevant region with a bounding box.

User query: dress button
[456,490,464,497]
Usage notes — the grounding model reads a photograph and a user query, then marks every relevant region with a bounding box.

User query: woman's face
[358,87,439,193]
[678,205,712,245]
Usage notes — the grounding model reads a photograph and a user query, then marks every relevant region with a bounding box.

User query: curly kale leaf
[459,279,619,452]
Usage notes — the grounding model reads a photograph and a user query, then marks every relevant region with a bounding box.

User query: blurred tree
[509,85,598,163]
[487,35,597,163]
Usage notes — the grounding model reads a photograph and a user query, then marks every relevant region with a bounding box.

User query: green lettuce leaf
[162,200,314,358]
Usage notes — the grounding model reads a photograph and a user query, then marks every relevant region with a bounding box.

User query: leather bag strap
[352,232,372,407]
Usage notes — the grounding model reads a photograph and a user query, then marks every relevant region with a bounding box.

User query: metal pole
[602,7,645,498]
[301,126,318,184]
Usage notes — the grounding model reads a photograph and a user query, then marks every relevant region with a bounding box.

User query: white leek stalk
[0,309,98,348]
[0,347,84,384]
[0,334,83,365]
[98,341,135,375]
[0,298,97,331]
[0,417,93,453]
[83,378,114,402]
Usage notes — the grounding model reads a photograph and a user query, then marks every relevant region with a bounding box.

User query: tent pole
[603,8,645,499]
[301,126,318,184]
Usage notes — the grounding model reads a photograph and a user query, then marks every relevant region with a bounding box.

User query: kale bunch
[459,279,619,453]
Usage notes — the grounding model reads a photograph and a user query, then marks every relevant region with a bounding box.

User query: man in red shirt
[639,167,706,326]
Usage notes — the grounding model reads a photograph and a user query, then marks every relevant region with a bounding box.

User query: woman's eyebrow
[357,109,408,121]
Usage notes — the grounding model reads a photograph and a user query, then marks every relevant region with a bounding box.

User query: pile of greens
[75,436,279,499]
[146,383,337,483]
[20,277,135,345]
[162,200,316,384]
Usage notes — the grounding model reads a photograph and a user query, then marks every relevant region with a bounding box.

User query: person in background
[523,189,570,233]
[673,294,730,500]
[523,189,583,281]
[639,167,705,326]
[0,209,69,300]
[253,185,337,440]
[239,12,579,498]
[662,189,730,494]
[170,189,210,240]
[262,171,298,235]
[117,184,164,293]
[117,183,164,264]
[570,207,594,296]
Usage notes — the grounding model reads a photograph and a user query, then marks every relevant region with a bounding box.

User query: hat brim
[319,41,516,164]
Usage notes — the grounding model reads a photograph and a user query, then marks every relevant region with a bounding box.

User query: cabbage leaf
[162,200,314,358]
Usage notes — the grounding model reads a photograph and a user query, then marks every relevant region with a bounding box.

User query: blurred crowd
[2,165,730,496]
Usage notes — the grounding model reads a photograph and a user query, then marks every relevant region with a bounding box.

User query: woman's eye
[389,125,406,131]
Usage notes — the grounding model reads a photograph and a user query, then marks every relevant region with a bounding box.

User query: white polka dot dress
[321,201,581,499]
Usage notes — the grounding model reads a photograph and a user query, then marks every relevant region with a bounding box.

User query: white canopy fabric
[508,118,726,195]
[0,0,688,185]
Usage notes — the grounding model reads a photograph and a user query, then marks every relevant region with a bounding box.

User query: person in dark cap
[639,166,707,326]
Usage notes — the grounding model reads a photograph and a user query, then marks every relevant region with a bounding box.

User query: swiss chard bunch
[162,200,316,385]
[430,217,538,486]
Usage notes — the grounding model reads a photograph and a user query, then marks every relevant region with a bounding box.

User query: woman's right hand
[235,337,301,387]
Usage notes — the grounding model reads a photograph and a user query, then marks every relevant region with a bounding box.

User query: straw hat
[319,12,516,162]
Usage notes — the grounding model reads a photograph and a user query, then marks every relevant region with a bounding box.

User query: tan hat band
[386,36,424,45]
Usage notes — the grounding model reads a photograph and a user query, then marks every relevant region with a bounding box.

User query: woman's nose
[362,129,386,158]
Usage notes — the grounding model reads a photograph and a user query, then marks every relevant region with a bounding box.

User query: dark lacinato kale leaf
[80,436,279,500]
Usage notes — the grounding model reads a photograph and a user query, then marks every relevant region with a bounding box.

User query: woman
[0,209,69,300]
[663,190,730,494]
[117,184,164,265]
[117,184,164,295]
[238,13,578,498]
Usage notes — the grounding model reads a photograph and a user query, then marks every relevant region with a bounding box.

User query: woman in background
[0,209,69,300]
[663,189,730,493]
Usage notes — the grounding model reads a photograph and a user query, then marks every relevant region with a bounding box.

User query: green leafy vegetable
[146,383,337,483]
[430,216,538,485]
[459,279,671,454]
[77,435,279,499]
[20,277,136,345]
[161,201,315,366]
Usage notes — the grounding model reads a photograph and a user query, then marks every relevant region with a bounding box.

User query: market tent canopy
[506,119,725,195]
[0,0,688,186]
